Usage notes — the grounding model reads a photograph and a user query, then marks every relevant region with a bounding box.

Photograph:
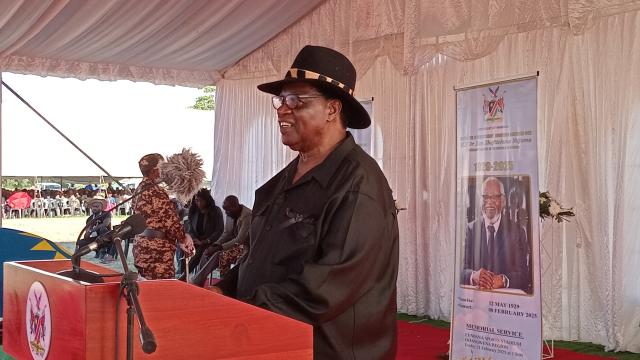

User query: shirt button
[248,259,254,264]
[265,225,272,230]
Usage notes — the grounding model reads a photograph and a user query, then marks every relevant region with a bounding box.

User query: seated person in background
[190,195,251,287]
[171,197,191,279]
[182,189,224,278]
[105,192,117,212]
[76,196,112,259]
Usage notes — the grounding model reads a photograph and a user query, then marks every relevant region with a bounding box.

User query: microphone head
[123,213,147,235]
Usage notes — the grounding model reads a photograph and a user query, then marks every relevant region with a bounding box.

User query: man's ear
[327,99,342,122]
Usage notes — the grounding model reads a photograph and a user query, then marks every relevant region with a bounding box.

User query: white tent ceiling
[0,0,324,87]
[0,0,323,178]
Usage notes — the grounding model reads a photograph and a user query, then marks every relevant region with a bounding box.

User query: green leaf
[189,86,216,111]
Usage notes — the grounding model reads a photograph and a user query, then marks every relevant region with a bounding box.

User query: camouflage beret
[138,153,165,174]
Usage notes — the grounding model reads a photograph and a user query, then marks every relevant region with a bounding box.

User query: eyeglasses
[482,194,503,201]
[272,94,323,110]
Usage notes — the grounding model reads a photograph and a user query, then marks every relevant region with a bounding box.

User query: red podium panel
[3,260,312,359]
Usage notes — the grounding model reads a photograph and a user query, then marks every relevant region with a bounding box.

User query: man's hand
[180,234,195,256]
[193,238,203,246]
[473,268,495,290]
[491,274,506,289]
[204,243,223,256]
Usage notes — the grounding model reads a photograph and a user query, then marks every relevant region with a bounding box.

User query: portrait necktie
[488,224,496,255]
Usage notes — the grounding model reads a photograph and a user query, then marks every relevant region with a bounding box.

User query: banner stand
[451,73,542,360]
[541,223,556,359]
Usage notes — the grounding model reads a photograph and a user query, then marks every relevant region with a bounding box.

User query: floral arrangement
[539,191,575,223]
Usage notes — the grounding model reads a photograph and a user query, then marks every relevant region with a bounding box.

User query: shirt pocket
[273,219,318,274]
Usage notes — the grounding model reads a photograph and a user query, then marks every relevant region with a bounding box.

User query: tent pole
[0,72,3,228]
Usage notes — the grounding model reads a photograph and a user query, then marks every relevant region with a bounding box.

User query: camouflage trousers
[133,236,176,280]
[219,244,245,276]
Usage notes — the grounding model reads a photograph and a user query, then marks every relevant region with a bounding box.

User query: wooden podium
[2,260,312,359]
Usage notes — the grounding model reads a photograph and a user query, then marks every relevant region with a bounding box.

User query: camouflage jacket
[132,178,186,246]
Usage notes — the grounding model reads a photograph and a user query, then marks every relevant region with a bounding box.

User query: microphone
[72,214,146,268]
[58,214,146,283]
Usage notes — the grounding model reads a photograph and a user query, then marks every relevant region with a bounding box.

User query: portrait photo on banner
[460,175,533,295]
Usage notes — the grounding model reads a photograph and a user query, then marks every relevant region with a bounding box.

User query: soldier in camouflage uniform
[132,153,194,279]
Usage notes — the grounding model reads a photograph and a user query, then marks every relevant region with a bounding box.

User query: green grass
[0,345,15,360]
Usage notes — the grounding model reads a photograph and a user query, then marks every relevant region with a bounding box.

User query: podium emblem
[25,281,52,360]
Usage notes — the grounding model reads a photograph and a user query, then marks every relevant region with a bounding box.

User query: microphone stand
[113,237,156,359]
[56,257,106,283]
[66,182,157,282]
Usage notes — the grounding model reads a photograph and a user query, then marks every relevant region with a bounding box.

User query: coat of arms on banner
[483,86,505,122]
[25,281,52,360]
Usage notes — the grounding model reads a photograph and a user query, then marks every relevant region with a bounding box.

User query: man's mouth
[279,121,292,129]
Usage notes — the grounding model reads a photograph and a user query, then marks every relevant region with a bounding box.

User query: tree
[2,178,34,190]
[190,86,215,111]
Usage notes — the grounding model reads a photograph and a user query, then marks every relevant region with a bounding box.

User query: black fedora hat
[257,45,371,129]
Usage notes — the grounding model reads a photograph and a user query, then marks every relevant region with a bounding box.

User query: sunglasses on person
[271,94,324,110]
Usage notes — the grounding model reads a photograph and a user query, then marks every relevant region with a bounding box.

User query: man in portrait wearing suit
[462,176,531,293]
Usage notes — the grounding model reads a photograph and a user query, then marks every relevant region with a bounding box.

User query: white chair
[47,199,60,217]
[60,198,71,216]
[69,198,83,216]
[29,199,43,218]
[9,207,22,218]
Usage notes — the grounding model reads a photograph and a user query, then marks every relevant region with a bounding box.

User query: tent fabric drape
[0,0,323,87]
[223,0,640,79]
[213,1,640,353]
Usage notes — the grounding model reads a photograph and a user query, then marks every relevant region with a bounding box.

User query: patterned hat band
[286,68,354,95]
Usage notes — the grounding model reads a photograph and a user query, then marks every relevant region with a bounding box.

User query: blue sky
[1,73,214,178]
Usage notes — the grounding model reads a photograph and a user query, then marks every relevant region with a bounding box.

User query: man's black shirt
[221,133,399,359]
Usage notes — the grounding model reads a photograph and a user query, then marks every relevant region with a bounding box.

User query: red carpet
[396,321,616,359]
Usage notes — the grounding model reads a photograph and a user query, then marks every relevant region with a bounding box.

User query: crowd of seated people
[1,187,133,219]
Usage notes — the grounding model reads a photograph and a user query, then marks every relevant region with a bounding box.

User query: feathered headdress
[159,148,206,203]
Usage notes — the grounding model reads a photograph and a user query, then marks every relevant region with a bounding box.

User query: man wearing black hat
[216,46,399,359]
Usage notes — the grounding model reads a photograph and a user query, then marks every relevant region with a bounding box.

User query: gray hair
[482,176,505,195]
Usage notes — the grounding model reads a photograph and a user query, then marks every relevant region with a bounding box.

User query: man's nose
[276,103,292,116]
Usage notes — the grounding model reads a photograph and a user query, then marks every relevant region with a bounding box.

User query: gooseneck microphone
[58,214,146,283]
[71,214,146,268]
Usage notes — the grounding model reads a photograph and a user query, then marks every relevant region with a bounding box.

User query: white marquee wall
[213,0,640,352]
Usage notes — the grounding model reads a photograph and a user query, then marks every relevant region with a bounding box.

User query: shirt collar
[286,132,356,189]
[483,213,502,232]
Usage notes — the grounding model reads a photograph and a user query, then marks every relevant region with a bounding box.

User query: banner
[451,76,541,360]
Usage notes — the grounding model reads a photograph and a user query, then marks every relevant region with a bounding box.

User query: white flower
[549,201,561,216]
